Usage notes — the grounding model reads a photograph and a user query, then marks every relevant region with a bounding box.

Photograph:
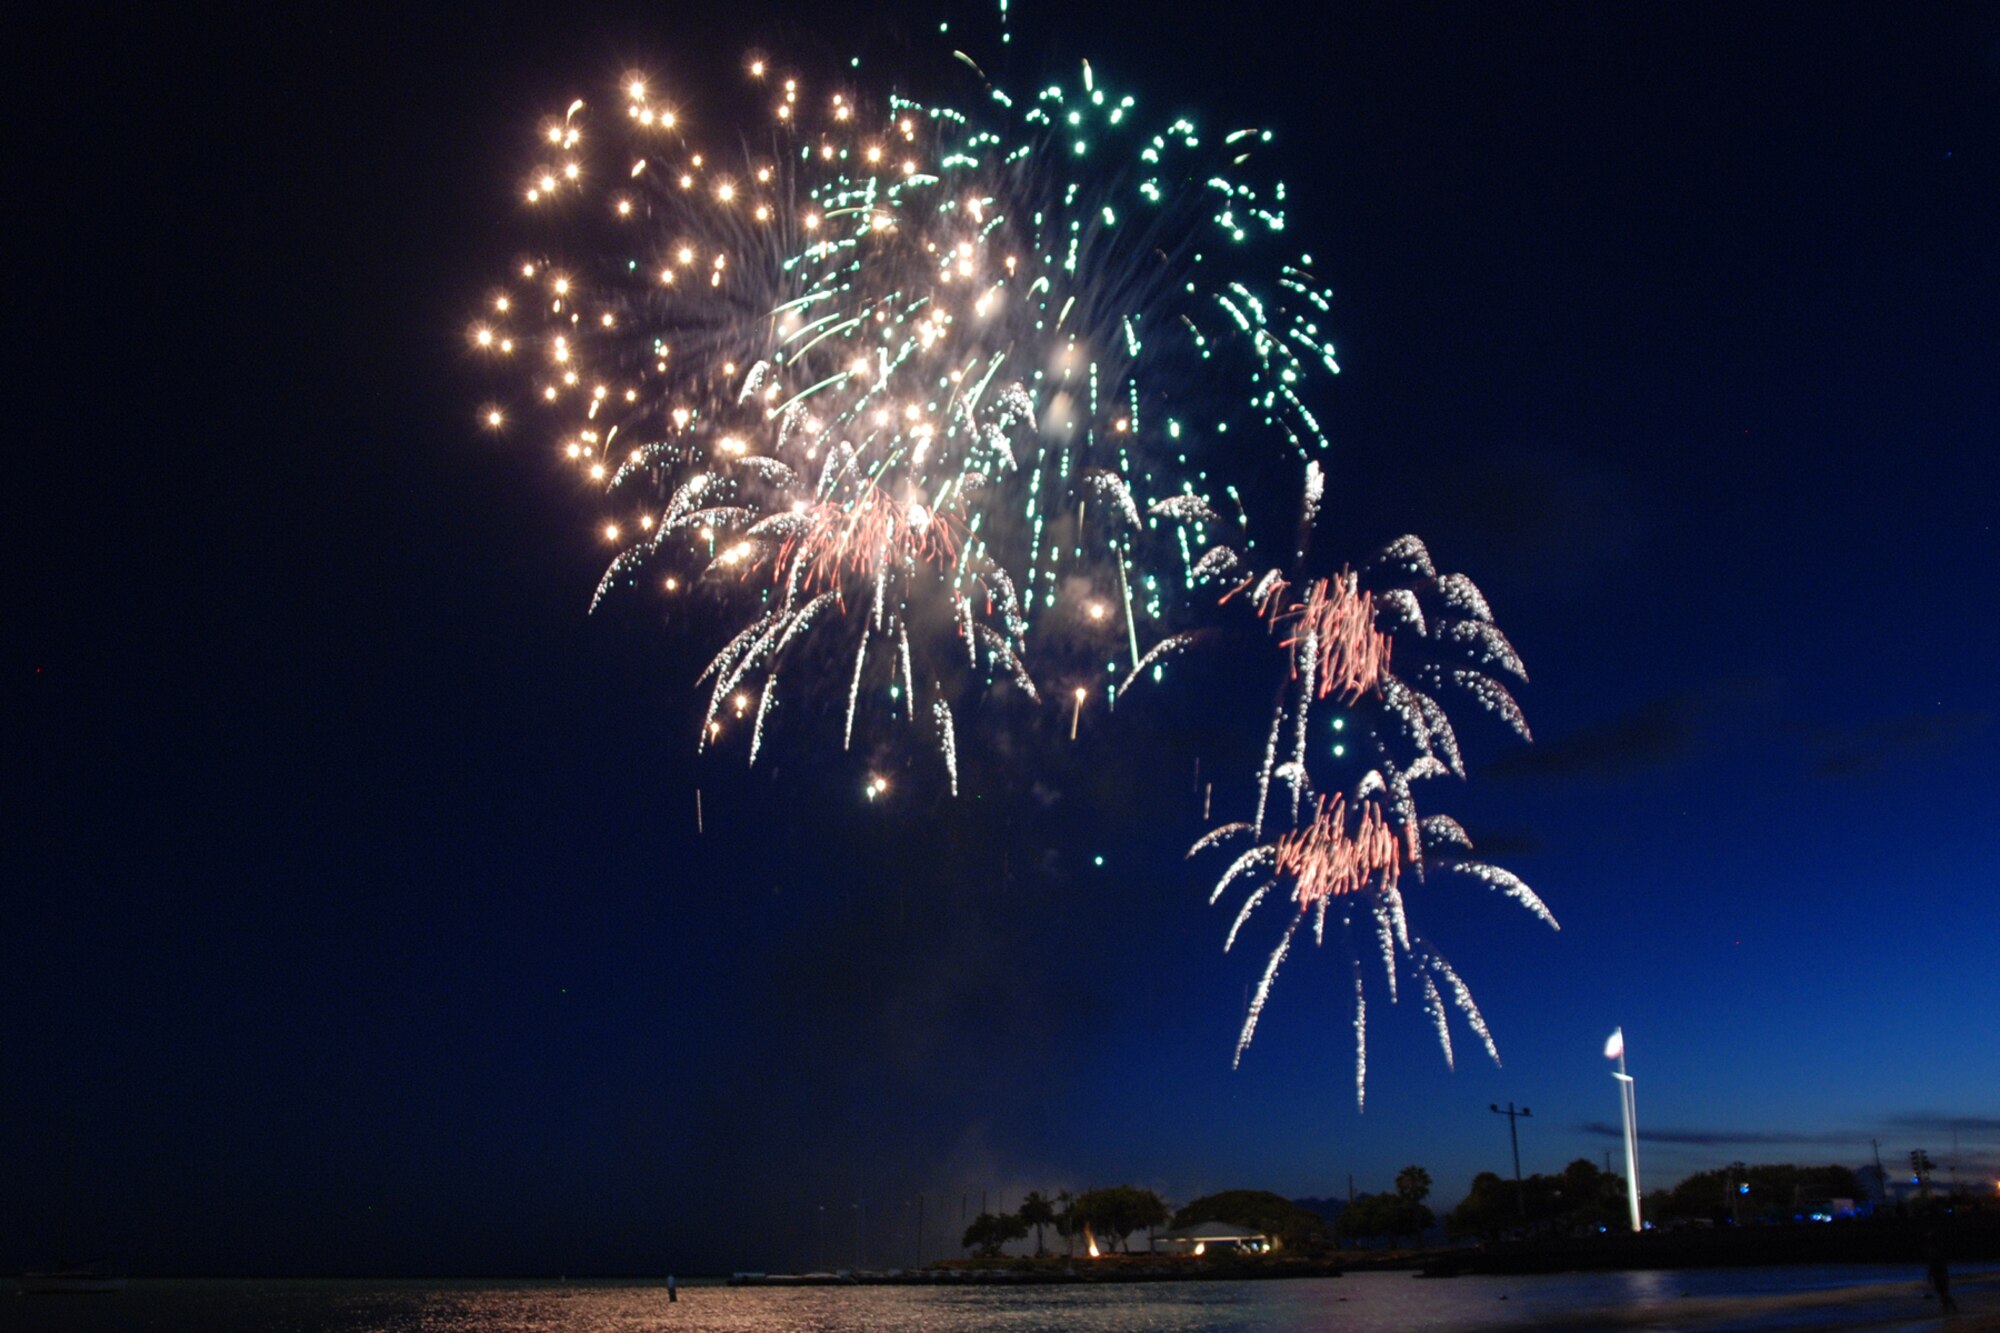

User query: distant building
[1150,1221,1272,1255]
[1797,1198,1859,1222]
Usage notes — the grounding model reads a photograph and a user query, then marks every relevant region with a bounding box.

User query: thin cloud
[1578,1113,2000,1151]
[1489,697,1696,782]
[1886,1113,2000,1136]
[1459,825,1541,858]
[1577,1122,1860,1148]
[1800,710,1992,777]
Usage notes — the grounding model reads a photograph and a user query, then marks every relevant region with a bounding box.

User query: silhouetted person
[668,1273,678,1303]
[1925,1232,1957,1314]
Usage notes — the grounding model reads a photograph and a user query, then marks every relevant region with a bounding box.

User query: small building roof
[1155,1221,1270,1242]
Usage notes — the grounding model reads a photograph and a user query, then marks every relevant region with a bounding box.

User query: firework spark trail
[1208,844,1274,906]
[1372,904,1400,1000]
[933,698,959,796]
[1115,632,1196,698]
[1288,630,1317,822]
[1224,882,1270,953]
[1187,822,1252,858]
[1297,459,1324,557]
[1232,915,1298,1070]
[1427,949,1500,1064]
[1252,703,1284,838]
[475,49,1340,786]
[1351,967,1367,1110]
[843,633,869,750]
[749,678,778,765]
[1420,972,1454,1071]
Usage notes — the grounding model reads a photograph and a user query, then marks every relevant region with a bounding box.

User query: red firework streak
[1274,794,1401,909]
[776,487,962,595]
[1273,573,1391,703]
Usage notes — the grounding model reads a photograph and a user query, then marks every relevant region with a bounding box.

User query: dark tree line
[961,1185,1171,1257]
[1646,1163,1866,1225]
[1447,1158,1629,1239]
[1336,1165,1435,1246]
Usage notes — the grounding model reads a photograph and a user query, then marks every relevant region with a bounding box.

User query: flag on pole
[1604,1028,1624,1060]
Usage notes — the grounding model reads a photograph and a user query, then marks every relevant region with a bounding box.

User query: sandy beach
[1540,1268,2000,1331]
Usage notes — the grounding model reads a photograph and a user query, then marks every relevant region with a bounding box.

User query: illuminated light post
[1605,1027,1641,1232]
[1071,686,1086,740]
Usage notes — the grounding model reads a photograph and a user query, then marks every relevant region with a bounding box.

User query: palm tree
[1395,1164,1433,1204]
[1018,1190,1056,1257]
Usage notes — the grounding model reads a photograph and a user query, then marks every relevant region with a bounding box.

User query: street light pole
[1489,1102,1534,1220]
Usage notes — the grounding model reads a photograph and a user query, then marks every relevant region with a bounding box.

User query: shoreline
[727,1258,1348,1286]
[1420,1217,2000,1277]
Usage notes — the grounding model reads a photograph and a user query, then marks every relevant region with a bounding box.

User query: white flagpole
[1612,1038,1642,1232]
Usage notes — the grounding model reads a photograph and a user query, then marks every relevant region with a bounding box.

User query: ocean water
[2,1265,1987,1332]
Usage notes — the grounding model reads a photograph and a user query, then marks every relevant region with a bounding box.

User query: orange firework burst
[1273,572,1391,703]
[778,488,961,592]
[1273,793,1401,908]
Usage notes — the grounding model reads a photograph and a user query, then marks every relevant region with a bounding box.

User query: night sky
[13,1,1999,1277]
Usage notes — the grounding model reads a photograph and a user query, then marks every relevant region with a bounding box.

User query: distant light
[1093,855,1104,867]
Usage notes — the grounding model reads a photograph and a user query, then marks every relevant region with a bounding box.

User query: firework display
[474,56,1336,787]
[471,35,1550,1098]
[1188,537,1557,1105]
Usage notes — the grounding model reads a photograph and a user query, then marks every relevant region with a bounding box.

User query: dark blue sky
[12,1,1998,1275]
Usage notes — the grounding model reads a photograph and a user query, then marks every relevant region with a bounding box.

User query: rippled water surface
[3,1266,1988,1332]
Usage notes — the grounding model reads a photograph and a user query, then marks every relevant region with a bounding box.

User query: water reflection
[2,1266,1990,1333]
